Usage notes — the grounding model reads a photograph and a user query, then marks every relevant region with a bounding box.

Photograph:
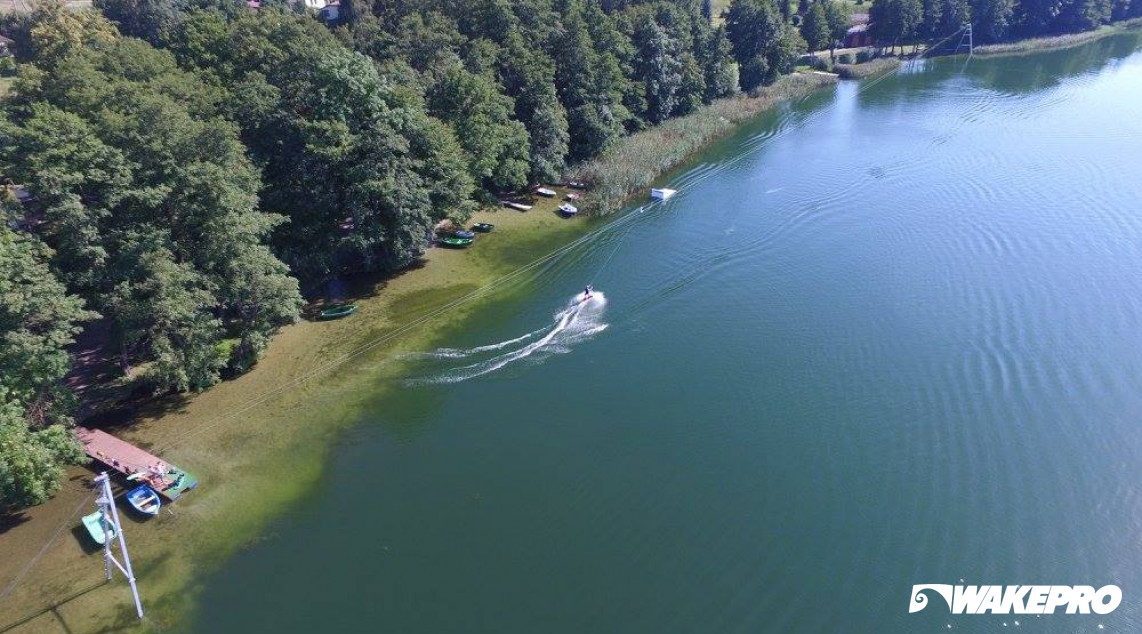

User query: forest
[0,0,1138,508]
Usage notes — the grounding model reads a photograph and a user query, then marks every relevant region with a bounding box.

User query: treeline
[868,0,1142,49]
[0,0,811,508]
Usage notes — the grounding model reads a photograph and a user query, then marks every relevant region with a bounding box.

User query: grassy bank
[974,17,1142,57]
[833,57,902,79]
[569,72,837,215]
[0,202,590,633]
[0,69,839,633]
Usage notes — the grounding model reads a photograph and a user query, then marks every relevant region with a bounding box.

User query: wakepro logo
[910,584,1122,615]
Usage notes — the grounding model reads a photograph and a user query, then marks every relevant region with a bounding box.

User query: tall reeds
[568,73,837,215]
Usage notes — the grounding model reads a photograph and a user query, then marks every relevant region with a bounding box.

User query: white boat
[558,203,578,217]
[650,188,676,200]
[502,201,533,211]
[535,187,557,197]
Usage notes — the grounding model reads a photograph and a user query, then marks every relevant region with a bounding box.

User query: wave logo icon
[910,585,954,613]
[910,584,1122,615]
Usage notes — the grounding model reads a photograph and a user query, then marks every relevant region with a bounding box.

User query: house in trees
[320,1,340,22]
[844,14,873,47]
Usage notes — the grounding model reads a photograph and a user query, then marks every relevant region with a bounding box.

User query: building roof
[851,13,870,24]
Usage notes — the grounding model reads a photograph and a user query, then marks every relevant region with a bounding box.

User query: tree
[0,398,87,509]
[801,1,832,54]
[553,2,629,159]
[1,34,302,391]
[725,0,790,90]
[0,229,95,425]
[428,66,531,191]
[109,247,225,391]
[25,0,117,67]
[922,0,972,41]
[95,0,182,45]
[0,230,91,509]
[1055,0,1112,31]
[702,26,738,101]
[970,0,1015,40]
[631,15,685,124]
[823,0,851,60]
[498,31,570,183]
[870,0,923,51]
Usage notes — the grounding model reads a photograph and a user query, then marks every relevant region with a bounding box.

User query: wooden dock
[76,427,198,501]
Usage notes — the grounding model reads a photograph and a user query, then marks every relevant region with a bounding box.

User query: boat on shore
[558,203,578,217]
[320,304,358,320]
[82,510,117,545]
[503,201,533,211]
[472,223,494,232]
[535,187,557,197]
[453,229,476,239]
[439,236,474,248]
[126,484,162,517]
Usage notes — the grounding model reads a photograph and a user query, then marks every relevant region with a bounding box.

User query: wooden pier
[76,428,198,501]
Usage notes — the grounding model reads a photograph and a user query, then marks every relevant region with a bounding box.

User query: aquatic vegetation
[569,73,837,216]
[834,57,903,79]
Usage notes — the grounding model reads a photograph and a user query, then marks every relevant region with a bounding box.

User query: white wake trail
[406,292,609,385]
[398,328,546,360]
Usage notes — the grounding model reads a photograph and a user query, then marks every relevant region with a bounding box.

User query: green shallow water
[192,34,1142,633]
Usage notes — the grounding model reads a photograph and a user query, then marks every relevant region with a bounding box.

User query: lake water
[191,34,1142,633]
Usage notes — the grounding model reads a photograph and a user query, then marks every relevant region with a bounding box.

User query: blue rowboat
[126,484,162,516]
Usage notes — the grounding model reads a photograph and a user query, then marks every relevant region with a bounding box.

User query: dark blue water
[192,33,1142,633]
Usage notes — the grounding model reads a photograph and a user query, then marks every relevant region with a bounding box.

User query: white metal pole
[96,472,145,620]
[97,474,112,582]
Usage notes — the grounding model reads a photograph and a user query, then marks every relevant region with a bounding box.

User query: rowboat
[453,230,476,239]
[126,484,161,516]
[82,510,117,545]
[565,192,581,201]
[319,304,358,320]
[535,187,557,197]
[503,201,532,211]
[567,180,588,189]
[472,223,494,232]
[438,236,473,248]
[558,203,578,217]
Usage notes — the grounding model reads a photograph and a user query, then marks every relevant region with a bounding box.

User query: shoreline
[974,17,1142,57]
[6,19,1139,627]
[0,203,593,632]
[0,77,840,632]
[571,73,838,215]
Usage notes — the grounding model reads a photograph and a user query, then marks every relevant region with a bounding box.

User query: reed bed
[568,72,837,215]
[834,57,902,80]
[974,18,1142,56]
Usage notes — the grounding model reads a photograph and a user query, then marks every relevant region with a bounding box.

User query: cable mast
[93,472,145,620]
[957,24,974,58]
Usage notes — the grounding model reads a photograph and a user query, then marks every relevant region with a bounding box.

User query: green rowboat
[319,304,358,320]
[439,236,473,248]
[82,510,117,545]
